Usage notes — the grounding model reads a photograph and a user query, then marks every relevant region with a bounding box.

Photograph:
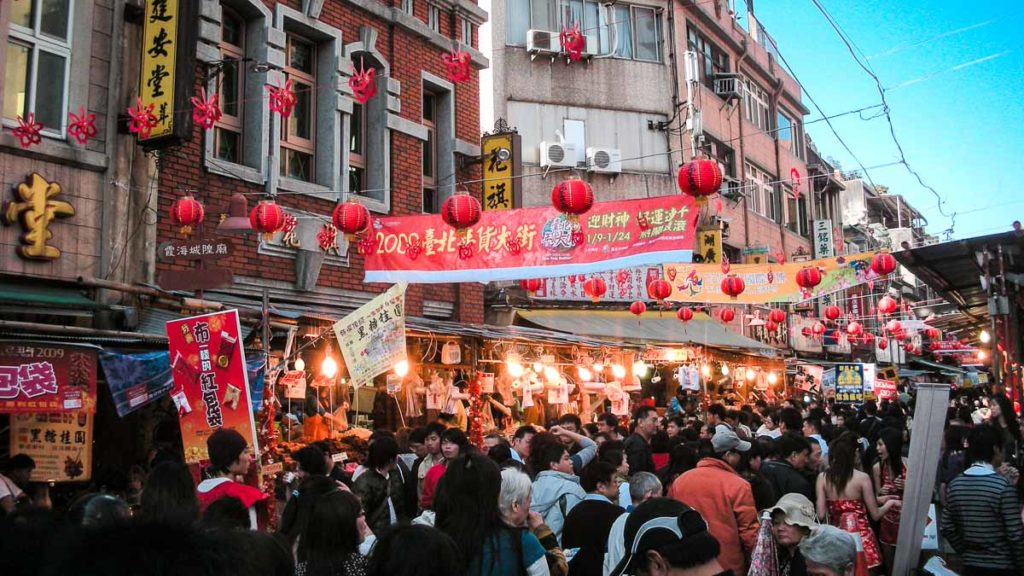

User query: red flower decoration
[316,223,339,254]
[127,98,159,139]
[11,114,43,148]
[405,238,423,260]
[67,106,98,145]
[458,242,474,260]
[357,235,377,256]
[190,88,222,130]
[559,22,586,62]
[267,79,297,117]
[443,50,472,84]
[721,254,731,275]
[349,59,377,105]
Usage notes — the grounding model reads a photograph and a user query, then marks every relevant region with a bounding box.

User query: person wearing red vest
[196,428,267,529]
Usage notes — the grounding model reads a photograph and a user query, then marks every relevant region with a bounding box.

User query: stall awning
[0,281,100,309]
[516,309,779,357]
[910,357,967,375]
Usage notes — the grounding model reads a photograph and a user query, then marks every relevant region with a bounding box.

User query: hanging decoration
[878,338,888,350]
[925,326,941,340]
[582,277,607,303]
[861,332,876,345]
[249,200,287,240]
[559,22,586,62]
[629,301,647,317]
[317,223,340,255]
[676,307,694,322]
[332,200,371,238]
[505,237,523,255]
[877,295,898,315]
[404,237,424,260]
[847,321,863,336]
[349,59,378,104]
[267,79,297,116]
[551,178,594,219]
[812,321,826,336]
[280,213,300,248]
[467,374,484,448]
[126,98,159,139]
[647,278,672,305]
[190,88,223,130]
[67,106,98,145]
[169,195,205,237]
[441,192,482,232]
[11,114,44,149]
[767,309,786,324]
[615,269,631,288]
[720,275,745,299]
[519,278,543,295]
[795,266,822,290]
[871,252,897,276]
[765,320,778,332]
[677,158,723,204]
[823,305,842,322]
[885,319,902,333]
[721,254,731,275]
[442,50,472,84]
[831,329,844,342]
[719,308,736,323]
[801,327,813,338]
[357,235,377,256]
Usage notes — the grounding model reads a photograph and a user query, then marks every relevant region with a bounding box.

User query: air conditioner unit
[713,73,743,100]
[586,147,622,174]
[527,30,559,55]
[581,34,599,57]
[540,141,577,168]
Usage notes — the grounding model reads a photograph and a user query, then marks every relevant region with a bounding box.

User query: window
[632,6,659,61]
[422,91,438,213]
[461,19,474,46]
[563,119,585,166]
[612,5,632,58]
[704,135,735,195]
[214,8,245,164]
[507,0,530,45]
[786,188,809,236]
[776,109,805,159]
[401,0,414,16]
[687,27,729,90]
[4,0,73,135]
[745,162,776,221]
[280,34,315,182]
[427,4,441,33]
[349,102,366,194]
[743,79,770,132]
[507,0,660,62]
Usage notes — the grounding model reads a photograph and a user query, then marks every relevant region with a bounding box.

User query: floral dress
[827,499,882,568]
[879,461,907,546]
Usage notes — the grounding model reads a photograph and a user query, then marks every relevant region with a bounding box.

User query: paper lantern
[721,275,745,299]
[904,342,915,353]
[823,305,842,322]
[801,327,812,338]
[519,278,543,294]
[630,301,647,317]
[647,278,672,302]
[795,266,822,290]
[862,333,876,345]
[847,321,863,336]
[169,195,204,236]
[878,338,888,350]
[812,321,826,336]
[249,200,286,238]
[719,308,735,323]
[765,320,778,332]
[877,295,898,315]
[583,277,607,303]
[768,309,786,324]
[332,200,370,237]
[871,252,897,276]
[925,327,941,340]
[551,178,594,216]
[441,193,482,231]
[885,320,902,333]
[831,329,844,342]
[677,307,694,322]
[677,158,723,199]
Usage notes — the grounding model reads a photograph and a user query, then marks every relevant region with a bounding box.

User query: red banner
[364,194,699,283]
[0,342,97,413]
[166,310,258,465]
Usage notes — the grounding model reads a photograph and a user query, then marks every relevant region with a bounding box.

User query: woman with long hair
[816,432,897,573]
[872,427,908,571]
[295,490,369,576]
[136,461,199,527]
[435,452,550,576]
[656,442,698,495]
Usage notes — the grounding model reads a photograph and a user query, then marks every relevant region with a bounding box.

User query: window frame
[630,5,660,62]
[427,4,441,33]
[348,102,367,195]
[422,90,438,213]
[776,108,806,159]
[744,80,770,133]
[785,186,809,237]
[461,18,473,46]
[744,162,776,220]
[401,0,415,16]
[686,26,729,91]
[213,6,246,164]
[280,33,316,182]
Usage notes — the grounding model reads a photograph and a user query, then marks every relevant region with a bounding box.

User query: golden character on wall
[3,173,75,260]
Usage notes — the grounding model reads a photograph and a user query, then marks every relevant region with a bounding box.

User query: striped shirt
[940,464,1024,573]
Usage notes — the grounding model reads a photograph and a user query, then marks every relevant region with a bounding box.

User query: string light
[394,360,410,377]
[507,359,525,378]
[980,330,991,344]
[611,364,627,379]
[745,368,756,381]
[533,361,544,374]
[294,358,305,372]
[767,372,778,385]
[593,361,605,373]
[577,366,593,381]
[701,364,712,379]
[543,366,561,383]
[632,361,649,378]
[721,364,730,376]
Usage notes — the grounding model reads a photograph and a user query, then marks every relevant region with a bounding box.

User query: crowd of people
[2,379,1024,576]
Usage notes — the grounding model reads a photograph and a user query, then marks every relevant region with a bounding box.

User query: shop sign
[532,266,662,302]
[138,0,199,146]
[874,379,897,401]
[332,283,407,387]
[166,310,257,465]
[835,363,865,404]
[813,220,834,259]
[480,130,521,211]
[794,363,824,394]
[3,173,75,261]
[821,368,836,398]
[157,237,235,262]
[0,342,97,413]
[694,228,722,264]
[365,195,698,284]
[10,411,93,482]
[281,370,307,400]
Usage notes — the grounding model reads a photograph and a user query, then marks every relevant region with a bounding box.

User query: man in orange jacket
[667,428,759,574]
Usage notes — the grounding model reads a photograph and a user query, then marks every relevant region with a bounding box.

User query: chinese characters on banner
[0,342,97,413]
[530,266,664,302]
[165,311,257,465]
[364,195,699,283]
[813,220,834,259]
[10,412,93,482]
[332,283,408,388]
[694,228,722,264]
[835,363,865,404]
[481,132,517,210]
[874,379,898,401]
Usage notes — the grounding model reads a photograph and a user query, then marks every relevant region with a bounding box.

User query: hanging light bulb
[533,361,544,374]
[767,371,778,385]
[745,368,756,382]
[612,364,627,379]
[632,361,649,378]
[978,350,988,361]
[593,361,605,373]
[507,360,525,378]
[321,354,338,378]
[701,364,711,378]
[543,366,561,382]
[294,358,305,372]
[577,366,593,382]
[980,330,992,344]
[394,360,410,377]
[721,364,730,376]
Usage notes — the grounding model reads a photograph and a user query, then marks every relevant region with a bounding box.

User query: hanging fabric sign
[99,350,174,418]
[332,283,408,387]
[0,342,98,413]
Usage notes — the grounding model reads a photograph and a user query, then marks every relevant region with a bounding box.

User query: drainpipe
[770,78,785,258]
[736,37,750,251]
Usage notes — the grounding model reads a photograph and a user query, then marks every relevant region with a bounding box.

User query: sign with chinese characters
[694,228,721,264]
[165,310,257,465]
[2,173,75,261]
[813,220,834,259]
[793,363,824,394]
[10,412,93,482]
[874,379,897,401]
[364,195,699,283]
[332,283,407,388]
[157,237,234,262]
[835,363,865,404]
[138,0,198,146]
[0,342,97,413]
[481,131,520,211]
[531,266,663,302]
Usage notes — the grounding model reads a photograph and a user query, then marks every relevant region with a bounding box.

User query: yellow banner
[482,133,514,210]
[11,412,93,482]
[139,0,179,141]
[664,252,877,304]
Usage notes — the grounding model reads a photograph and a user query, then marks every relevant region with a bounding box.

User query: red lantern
[250,200,286,238]
[871,252,897,276]
[647,279,672,302]
[721,275,745,299]
[831,329,844,342]
[441,193,482,231]
[885,319,902,333]
[719,308,735,323]
[677,159,723,199]
[519,278,543,294]
[332,200,370,236]
[925,327,941,340]
[765,320,778,332]
[862,332,876,345]
[812,321,826,336]
[795,267,822,290]
[877,295,898,315]
[630,301,647,317]
[847,321,863,336]
[169,195,204,236]
[823,305,842,322]
[768,309,786,324]
[878,338,888,350]
[677,307,694,322]
[904,342,915,353]
[551,178,594,217]
[801,327,812,338]
[583,277,607,303]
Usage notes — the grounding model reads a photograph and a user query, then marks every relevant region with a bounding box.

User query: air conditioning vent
[713,73,743,100]
[527,30,559,54]
[540,141,577,168]
[586,147,622,174]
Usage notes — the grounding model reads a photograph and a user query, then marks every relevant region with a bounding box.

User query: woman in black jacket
[352,436,408,535]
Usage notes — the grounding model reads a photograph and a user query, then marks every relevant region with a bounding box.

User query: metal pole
[985,246,1001,390]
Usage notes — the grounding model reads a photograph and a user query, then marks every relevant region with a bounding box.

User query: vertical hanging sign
[694,228,722,264]
[813,219,834,259]
[138,0,198,147]
[480,126,521,210]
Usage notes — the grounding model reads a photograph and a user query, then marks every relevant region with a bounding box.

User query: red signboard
[0,342,98,413]
[165,310,258,465]
[874,379,898,401]
[364,194,699,283]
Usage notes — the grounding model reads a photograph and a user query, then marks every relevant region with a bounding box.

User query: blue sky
[752,0,1024,240]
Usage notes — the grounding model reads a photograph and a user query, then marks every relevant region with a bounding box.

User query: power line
[866,11,1024,60]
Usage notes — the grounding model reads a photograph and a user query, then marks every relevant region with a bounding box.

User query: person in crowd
[484,432,508,452]
[196,429,267,529]
[706,404,728,432]
[872,427,907,570]
[413,422,446,503]
[420,427,470,510]
[563,461,624,575]
[664,416,685,440]
[352,435,409,535]
[799,525,857,576]
[67,493,131,528]
[512,425,537,466]
[366,524,462,576]
[0,454,34,514]
[313,440,353,486]
[280,475,338,545]
[803,416,829,459]
[436,452,550,576]
[136,460,200,527]
[987,381,1021,462]
[530,431,588,543]
[657,443,698,496]
[293,444,329,485]
[598,441,632,510]
[607,498,725,576]
[500,467,568,576]
[815,433,896,572]
[557,414,585,453]
[624,407,659,475]
[778,407,804,435]
[666,388,687,418]
[740,439,776,512]
[698,423,715,442]
[201,496,252,531]
[603,472,662,576]
[941,423,1024,575]
[649,431,671,472]
[938,425,967,505]
[761,433,815,503]
[296,490,370,576]
[489,443,517,467]
[668,428,759,575]
[770,493,818,576]
[597,413,625,443]
[405,427,429,460]
[551,424,598,475]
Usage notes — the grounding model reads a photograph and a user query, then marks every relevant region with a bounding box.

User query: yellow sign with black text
[139,0,180,141]
[694,228,721,264]
[481,133,515,210]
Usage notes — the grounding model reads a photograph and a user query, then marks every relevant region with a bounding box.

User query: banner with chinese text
[138,0,197,146]
[0,342,97,413]
[835,363,865,404]
[481,132,518,210]
[364,195,699,283]
[333,283,407,387]
[10,412,93,482]
[166,311,257,465]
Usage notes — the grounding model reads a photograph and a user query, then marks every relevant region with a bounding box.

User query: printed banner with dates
[0,342,98,413]
[10,412,93,482]
[333,283,407,388]
[165,310,257,465]
[363,195,699,283]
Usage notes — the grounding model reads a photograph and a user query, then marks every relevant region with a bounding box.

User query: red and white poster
[874,379,898,401]
[166,310,258,465]
[363,195,699,283]
[0,342,98,413]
